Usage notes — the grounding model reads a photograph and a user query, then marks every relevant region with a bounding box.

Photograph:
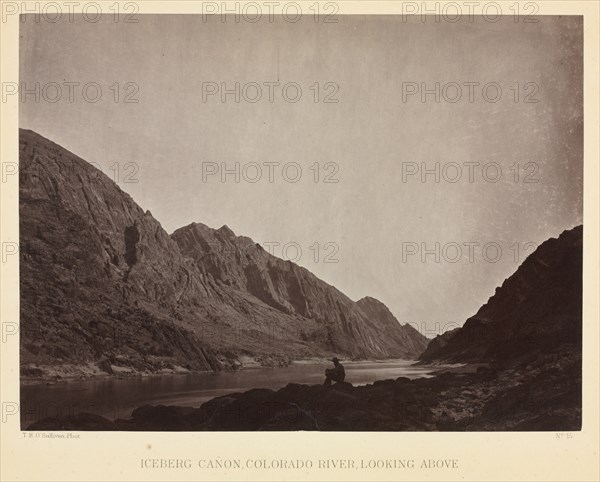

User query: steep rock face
[420,225,583,364]
[418,328,459,361]
[19,129,222,373]
[356,297,429,358]
[173,222,427,359]
[19,129,427,377]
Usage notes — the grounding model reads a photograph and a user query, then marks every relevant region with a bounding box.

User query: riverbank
[20,354,303,386]
[26,346,580,431]
[21,356,439,387]
[20,361,201,386]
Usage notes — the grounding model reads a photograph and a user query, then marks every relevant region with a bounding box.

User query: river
[20,359,435,426]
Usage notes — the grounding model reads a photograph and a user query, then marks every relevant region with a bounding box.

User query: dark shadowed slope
[420,225,582,364]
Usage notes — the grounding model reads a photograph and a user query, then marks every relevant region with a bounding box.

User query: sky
[19,15,583,336]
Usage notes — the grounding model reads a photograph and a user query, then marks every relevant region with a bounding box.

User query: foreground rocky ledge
[27,347,581,431]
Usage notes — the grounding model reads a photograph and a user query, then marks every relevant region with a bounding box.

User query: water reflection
[20,359,433,426]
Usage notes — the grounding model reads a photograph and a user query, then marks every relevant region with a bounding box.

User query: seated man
[323,357,345,386]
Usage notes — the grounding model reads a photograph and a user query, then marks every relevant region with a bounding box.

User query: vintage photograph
[17,13,583,432]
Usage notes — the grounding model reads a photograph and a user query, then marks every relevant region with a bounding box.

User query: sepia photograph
[1,2,599,481]
[17,12,584,432]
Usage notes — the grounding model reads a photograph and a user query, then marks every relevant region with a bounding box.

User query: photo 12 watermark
[400,240,538,264]
[401,81,540,104]
[201,161,339,184]
[399,2,540,23]
[2,81,140,104]
[1,2,140,23]
[401,161,540,184]
[201,81,339,104]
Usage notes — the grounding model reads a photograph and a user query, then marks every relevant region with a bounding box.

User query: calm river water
[20,359,434,426]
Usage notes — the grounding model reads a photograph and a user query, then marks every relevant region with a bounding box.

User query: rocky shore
[20,353,297,386]
[28,346,580,431]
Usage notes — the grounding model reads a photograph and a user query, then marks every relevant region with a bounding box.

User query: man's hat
[331,357,340,362]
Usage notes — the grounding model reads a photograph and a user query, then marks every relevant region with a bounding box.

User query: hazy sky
[20,15,583,335]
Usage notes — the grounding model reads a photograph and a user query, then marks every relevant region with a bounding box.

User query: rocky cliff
[172,223,428,360]
[420,225,583,364]
[19,129,225,375]
[356,296,429,357]
[19,129,426,378]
